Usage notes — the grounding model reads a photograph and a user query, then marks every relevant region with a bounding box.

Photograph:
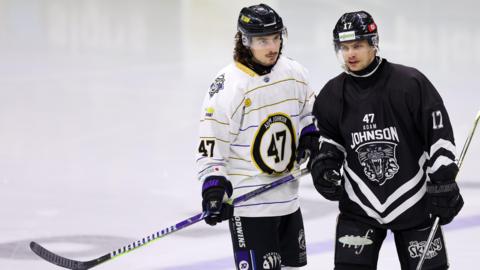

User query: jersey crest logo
[209,73,225,98]
[356,142,399,185]
[252,113,296,174]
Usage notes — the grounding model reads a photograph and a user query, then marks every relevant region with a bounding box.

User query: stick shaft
[416,111,480,270]
[31,168,309,269]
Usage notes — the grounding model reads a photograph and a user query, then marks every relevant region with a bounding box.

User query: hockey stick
[416,110,480,270]
[30,168,309,270]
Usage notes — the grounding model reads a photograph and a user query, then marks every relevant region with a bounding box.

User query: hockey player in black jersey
[310,11,464,270]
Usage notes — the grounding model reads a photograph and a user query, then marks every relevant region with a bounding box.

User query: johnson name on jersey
[197,56,315,217]
[313,59,457,230]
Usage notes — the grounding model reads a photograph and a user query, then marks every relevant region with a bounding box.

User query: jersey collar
[235,62,259,77]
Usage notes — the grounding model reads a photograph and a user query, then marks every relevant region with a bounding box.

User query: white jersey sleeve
[293,61,316,135]
[196,66,245,182]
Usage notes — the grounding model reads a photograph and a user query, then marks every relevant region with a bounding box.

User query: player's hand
[427,181,463,225]
[296,132,320,169]
[309,140,344,201]
[311,162,343,201]
[201,176,234,226]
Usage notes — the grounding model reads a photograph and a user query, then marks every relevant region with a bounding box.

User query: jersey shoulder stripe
[235,62,258,77]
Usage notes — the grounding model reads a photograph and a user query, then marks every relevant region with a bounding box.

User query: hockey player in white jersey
[196,4,317,270]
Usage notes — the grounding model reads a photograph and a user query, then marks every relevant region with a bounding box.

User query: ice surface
[0,1,478,269]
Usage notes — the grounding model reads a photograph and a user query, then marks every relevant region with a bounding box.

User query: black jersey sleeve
[312,78,344,144]
[406,70,458,184]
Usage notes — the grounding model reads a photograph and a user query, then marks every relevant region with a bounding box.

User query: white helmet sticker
[339,31,356,42]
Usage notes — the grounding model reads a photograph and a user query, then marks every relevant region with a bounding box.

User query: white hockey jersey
[196,56,315,217]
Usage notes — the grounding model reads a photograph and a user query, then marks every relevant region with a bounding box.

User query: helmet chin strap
[345,57,383,78]
[344,54,382,78]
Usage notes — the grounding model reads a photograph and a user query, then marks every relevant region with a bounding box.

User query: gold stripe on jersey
[245,78,307,95]
[200,117,229,125]
[300,91,315,112]
[231,97,246,119]
[199,136,230,143]
[230,78,307,119]
[296,79,308,85]
[235,62,258,77]
[303,91,315,104]
[228,173,255,178]
[245,98,300,115]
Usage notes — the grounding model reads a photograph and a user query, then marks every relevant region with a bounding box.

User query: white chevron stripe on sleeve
[426,155,455,175]
[319,136,347,155]
[429,138,456,159]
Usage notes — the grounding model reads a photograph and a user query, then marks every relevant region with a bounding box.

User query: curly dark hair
[233,32,251,65]
[233,32,283,66]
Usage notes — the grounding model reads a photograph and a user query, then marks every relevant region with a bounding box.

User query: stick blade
[30,241,87,270]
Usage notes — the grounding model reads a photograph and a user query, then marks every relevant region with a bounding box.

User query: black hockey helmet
[237,4,285,37]
[333,11,378,49]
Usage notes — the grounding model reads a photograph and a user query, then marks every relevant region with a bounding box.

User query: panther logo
[356,142,399,185]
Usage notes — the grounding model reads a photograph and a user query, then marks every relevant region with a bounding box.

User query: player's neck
[350,57,385,90]
[350,56,382,77]
[243,56,278,75]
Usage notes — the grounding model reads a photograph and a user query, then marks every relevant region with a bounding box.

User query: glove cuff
[310,155,342,171]
[310,140,344,169]
[427,181,459,194]
[202,176,233,198]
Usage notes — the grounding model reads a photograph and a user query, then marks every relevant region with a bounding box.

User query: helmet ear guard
[241,34,250,47]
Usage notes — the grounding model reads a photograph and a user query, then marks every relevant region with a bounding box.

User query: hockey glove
[296,129,320,170]
[310,141,344,201]
[202,176,234,226]
[427,181,464,225]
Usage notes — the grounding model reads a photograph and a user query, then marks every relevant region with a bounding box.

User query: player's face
[339,40,376,72]
[250,33,282,66]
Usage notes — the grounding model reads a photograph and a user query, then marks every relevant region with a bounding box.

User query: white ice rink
[0,0,479,269]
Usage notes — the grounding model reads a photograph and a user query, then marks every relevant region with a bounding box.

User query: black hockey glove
[296,132,320,170]
[202,176,234,226]
[310,141,344,201]
[427,181,464,225]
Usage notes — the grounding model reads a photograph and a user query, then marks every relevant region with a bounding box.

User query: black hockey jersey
[313,59,458,230]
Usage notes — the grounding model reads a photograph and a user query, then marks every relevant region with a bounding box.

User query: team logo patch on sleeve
[205,107,215,117]
[209,73,225,98]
